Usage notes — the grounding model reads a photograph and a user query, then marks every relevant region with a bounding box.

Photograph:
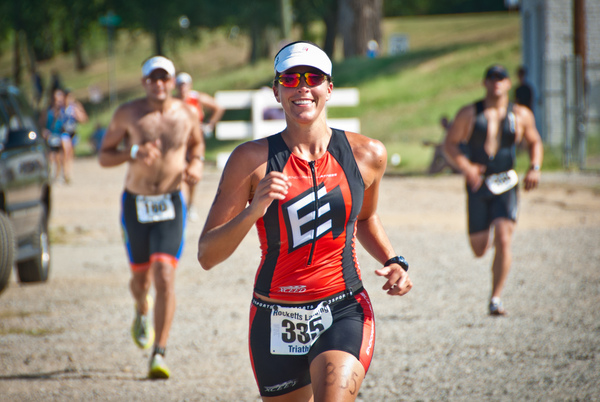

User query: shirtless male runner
[99,56,204,378]
[443,64,543,316]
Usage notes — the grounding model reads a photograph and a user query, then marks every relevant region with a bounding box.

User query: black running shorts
[120,190,186,271]
[248,288,375,397]
[467,183,518,234]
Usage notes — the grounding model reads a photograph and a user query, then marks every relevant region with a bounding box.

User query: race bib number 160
[270,302,333,355]
[136,194,176,223]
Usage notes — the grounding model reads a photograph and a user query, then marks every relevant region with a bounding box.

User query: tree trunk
[322,1,339,58]
[338,0,382,58]
[13,32,21,86]
[74,19,87,71]
[154,28,163,56]
[249,23,260,64]
[24,33,38,75]
[338,0,356,58]
[149,7,164,56]
[74,39,86,71]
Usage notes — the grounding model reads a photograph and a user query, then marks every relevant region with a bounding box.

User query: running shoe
[149,353,170,379]
[131,294,155,349]
[188,207,200,222]
[489,299,507,316]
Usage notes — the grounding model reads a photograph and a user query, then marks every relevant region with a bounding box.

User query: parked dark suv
[0,82,52,294]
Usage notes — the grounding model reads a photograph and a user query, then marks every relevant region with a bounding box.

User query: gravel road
[1,158,599,401]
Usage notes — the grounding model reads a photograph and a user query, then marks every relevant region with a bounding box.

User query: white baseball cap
[142,56,175,78]
[176,72,192,85]
[274,41,332,76]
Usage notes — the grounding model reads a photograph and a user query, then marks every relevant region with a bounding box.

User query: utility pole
[99,11,121,108]
[280,0,292,39]
[574,0,586,77]
[573,0,587,169]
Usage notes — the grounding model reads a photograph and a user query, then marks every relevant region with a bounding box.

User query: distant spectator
[440,115,451,131]
[425,115,459,174]
[47,70,63,108]
[62,90,88,182]
[515,66,534,111]
[40,88,67,182]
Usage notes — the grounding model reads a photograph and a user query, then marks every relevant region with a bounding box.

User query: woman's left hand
[375,264,413,296]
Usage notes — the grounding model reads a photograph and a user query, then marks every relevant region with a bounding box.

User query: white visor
[274,42,332,76]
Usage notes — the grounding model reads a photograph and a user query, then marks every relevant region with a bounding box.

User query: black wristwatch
[384,256,409,272]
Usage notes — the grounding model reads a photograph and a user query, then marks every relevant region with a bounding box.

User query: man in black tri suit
[443,65,543,316]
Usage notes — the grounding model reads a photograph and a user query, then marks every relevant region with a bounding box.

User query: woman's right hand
[248,172,291,218]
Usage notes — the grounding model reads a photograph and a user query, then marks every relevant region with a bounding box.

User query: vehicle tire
[0,211,15,294]
[16,211,50,283]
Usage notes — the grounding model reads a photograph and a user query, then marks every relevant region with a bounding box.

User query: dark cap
[484,65,509,80]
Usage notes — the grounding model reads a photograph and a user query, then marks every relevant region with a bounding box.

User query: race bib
[270,302,333,355]
[47,134,62,147]
[135,194,176,223]
[485,169,519,195]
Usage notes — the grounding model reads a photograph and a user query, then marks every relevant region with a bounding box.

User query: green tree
[107,0,214,56]
[0,0,49,84]
[56,0,106,70]
[293,0,339,57]
[209,0,281,64]
[338,0,383,58]
[384,0,507,16]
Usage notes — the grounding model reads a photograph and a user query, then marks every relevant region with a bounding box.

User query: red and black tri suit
[248,129,376,397]
[254,128,366,301]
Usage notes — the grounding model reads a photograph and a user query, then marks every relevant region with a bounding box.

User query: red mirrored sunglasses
[277,72,328,88]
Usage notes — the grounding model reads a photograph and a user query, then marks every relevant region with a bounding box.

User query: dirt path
[1,158,599,401]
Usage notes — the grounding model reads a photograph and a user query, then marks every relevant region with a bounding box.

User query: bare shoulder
[345,131,386,163]
[112,98,146,121]
[447,103,476,141]
[513,103,540,143]
[171,97,189,109]
[345,131,386,186]
[171,97,197,119]
[197,91,216,102]
[455,103,476,122]
[225,138,270,179]
[513,103,535,121]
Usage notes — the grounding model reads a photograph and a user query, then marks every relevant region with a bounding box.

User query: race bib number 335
[136,194,176,223]
[270,302,333,355]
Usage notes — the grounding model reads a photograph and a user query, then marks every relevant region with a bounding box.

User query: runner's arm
[518,105,544,191]
[73,101,88,123]
[98,106,131,167]
[443,106,485,190]
[197,142,290,270]
[353,135,412,296]
[183,111,205,183]
[197,92,225,132]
